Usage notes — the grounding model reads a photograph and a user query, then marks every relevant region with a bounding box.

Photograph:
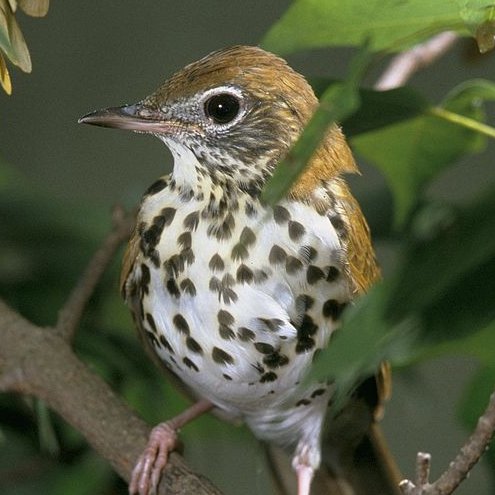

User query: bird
[79,45,399,495]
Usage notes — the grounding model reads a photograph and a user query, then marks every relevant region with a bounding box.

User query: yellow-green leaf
[0,51,12,94]
[5,1,31,72]
[18,0,49,17]
[261,0,487,55]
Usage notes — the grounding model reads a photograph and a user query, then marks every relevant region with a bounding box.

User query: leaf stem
[429,106,495,139]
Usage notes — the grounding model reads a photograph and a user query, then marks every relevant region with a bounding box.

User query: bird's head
[80,45,356,193]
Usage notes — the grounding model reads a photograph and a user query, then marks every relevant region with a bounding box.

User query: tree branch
[374,32,458,90]
[399,390,495,495]
[0,297,222,495]
[55,206,135,341]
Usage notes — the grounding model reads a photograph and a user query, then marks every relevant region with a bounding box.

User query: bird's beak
[78,103,174,133]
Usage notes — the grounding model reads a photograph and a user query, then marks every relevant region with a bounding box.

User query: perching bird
[80,45,399,495]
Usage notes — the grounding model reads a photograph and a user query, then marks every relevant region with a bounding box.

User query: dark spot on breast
[238,327,255,341]
[269,245,287,265]
[296,398,311,406]
[326,266,340,282]
[181,248,195,265]
[209,253,225,272]
[307,265,325,284]
[286,256,303,274]
[299,245,318,263]
[263,352,289,369]
[260,371,278,383]
[173,314,190,335]
[163,254,185,278]
[296,337,315,354]
[322,300,347,320]
[183,211,200,231]
[186,337,203,354]
[179,188,194,202]
[254,342,275,354]
[311,388,326,398]
[236,264,254,283]
[180,278,197,296]
[218,310,235,326]
[299,314,318,336]
[273,205,290,224]
[183,356,199,372]
[140,264,151,295]
[245,201,257,218]
[288,220,305,241]
[240,226,256,246]
[329,215,346,234]
[295,294,315,312]
[144,178,167,196]
[146,330,160,348]
[258,318,283,332]
[166,279,180,298]
[231,242,249,261]
[178,232,192,250]
[223,374,232,381]
[212,347,234,365]
[253,269,269,283]
[145,313,157,333]
[218,310,236,339]
[296,314,318,354]
[159,335,174,354]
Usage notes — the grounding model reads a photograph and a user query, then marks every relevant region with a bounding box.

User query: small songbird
[80,46,397,495]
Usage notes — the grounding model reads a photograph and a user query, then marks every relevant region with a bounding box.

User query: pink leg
[296,463,314,495]
[129,399,213,495]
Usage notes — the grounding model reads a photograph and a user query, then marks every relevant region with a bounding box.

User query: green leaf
[388,185,495,322]
[261,45,371,206]
[261,0,487,55]
[351,79,494,226]
[18,0,49,17]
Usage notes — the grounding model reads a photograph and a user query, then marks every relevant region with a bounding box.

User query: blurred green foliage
[1,1,495,494]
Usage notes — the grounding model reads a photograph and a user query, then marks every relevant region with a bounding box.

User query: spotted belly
[127,193,351,414]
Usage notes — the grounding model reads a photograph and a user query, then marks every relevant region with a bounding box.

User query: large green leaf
[351,79,495,226]
[262,0,489,55]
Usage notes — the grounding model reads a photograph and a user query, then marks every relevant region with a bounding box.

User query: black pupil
[205,93,240,124]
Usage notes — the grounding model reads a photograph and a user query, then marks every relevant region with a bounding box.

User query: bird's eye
[204,93,241,125]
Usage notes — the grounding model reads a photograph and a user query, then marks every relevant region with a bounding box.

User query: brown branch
[0,299,223,495]
[374,32,459,90]
[399,390,495,495]
[56,206,135,341]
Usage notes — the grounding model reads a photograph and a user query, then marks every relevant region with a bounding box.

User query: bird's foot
[128,400,213,494]
[129,422,178,495]
[293,444,317,495]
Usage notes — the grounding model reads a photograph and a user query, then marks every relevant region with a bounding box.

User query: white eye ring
[200,86,246,129]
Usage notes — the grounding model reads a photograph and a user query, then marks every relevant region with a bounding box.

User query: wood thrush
[80,46,398,495]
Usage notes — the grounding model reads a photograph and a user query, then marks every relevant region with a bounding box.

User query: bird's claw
[129,422,179,495]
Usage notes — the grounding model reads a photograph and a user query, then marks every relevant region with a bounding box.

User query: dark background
[1,1,494,494]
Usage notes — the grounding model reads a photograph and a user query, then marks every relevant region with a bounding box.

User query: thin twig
[56,206,135,341]
[433,390,495,494]
[374,32,458,90]
[399,390,495,495]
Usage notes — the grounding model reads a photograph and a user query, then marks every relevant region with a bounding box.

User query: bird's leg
[292,444,317,495]
[296,464,314,495]
[129,399,213,495]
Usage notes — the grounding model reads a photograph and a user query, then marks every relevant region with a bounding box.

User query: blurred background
[1,1,494,494]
